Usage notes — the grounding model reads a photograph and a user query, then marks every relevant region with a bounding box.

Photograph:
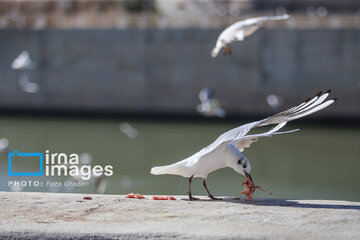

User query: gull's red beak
[245,171,253,184]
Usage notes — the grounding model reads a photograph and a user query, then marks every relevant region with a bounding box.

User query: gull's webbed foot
[209,195,223,200]
[188,194,199,201]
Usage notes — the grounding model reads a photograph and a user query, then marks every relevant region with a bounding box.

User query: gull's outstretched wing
[231,122,300,152]
[184,90,336,166]
[250,14,290,23]
[231,14,290,31]
[256,89,336,127]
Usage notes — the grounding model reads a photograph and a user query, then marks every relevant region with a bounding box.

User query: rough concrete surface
[0,192,359,239]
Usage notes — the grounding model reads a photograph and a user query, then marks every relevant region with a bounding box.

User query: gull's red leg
[188,175,199,201]
[203,179,222,200]
[223,46,227,56]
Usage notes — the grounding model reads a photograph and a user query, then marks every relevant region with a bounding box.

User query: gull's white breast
[181,144,238,178]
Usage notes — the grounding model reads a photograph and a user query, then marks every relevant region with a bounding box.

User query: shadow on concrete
[181,197,360,210]
[250,198,360,211]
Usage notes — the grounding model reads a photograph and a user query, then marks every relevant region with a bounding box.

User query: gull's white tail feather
[150,166,168,175]
[151,162,190,177]
[151,165,178,175]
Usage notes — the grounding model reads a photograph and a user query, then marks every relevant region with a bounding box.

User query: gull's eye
[243,164,247,169]
[237,159,242,164]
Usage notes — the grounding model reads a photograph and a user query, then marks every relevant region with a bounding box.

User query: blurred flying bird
[69,152,93,182]
[94,177,108,194]
[79,152,93,165]
[119,122,138,139]
[266,94,284,109]
[0,138,9,152]
[18,74,39,93]
[196,88,226,118]
[151,90,336,200]
[11,51,36,70]
[0,138,10,157]
[211,14,290,57]
[68,152,108,194]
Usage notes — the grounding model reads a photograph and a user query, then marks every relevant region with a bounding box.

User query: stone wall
[0,28,359,117]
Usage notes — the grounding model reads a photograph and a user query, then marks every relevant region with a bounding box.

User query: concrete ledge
[0,192,359,239]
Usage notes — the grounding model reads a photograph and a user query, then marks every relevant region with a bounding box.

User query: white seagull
[151,90,336,200]
[18,73,39,93]
[211,14,290,57]
[11,51,36,70]
[196,88,226,118]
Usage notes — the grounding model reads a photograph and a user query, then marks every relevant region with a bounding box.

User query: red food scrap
[83,196,92,200]
[151,195,176,200]
[126,193,145,199]
[240,178,272,203]
[126,193,136,198]
[134,194,145,199]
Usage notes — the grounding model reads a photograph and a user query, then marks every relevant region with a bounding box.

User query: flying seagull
[211,14,290,57]
[11,51,36,70]
[196,88,226,118]
[151,90,336,200]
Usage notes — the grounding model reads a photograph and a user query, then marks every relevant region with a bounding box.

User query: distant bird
[18,74,39,93]
[119,122,138,139]
[266,94,284,109]
[11,51,36,70]
[0,138,10,155]
[94,177,108,194]
[211,14,290,57]
[151,90,336,200]
[196,88,226,118]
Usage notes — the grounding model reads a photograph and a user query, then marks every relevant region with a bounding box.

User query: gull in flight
[151,90,336,200]
[211,14,290,57]
[11,51,36,70]
[196,88,226,118]
[18,73,39,93]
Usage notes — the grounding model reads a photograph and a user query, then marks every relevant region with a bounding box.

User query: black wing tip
[333,97,338,102]
[317,90,323,97]
[325,89,332,94]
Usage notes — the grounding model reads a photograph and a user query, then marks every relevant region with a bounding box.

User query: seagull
[211,14,290,57]
[119,122,138,139]
[151,90,336,200]
[196,88,226,118]
[18,73,39,93]
[11,51,36,70]
[266,94,284,109]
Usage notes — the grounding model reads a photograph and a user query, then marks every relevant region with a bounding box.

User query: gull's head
[236,157,252,178]
[227,150,252,181]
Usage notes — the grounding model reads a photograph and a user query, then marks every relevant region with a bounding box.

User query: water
[0,116,359,201]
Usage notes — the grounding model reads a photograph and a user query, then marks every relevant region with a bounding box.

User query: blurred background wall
[0,0,359,119]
